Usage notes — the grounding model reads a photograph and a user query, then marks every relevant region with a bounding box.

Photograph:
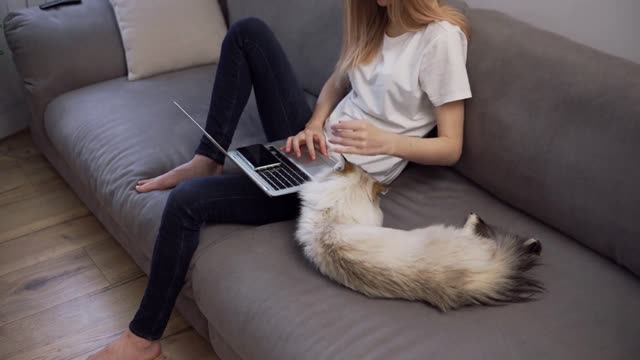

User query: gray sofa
[5,0,640,359]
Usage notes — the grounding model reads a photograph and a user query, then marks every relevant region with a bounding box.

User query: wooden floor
[0,131,220,360]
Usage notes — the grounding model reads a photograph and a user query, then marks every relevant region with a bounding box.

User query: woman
[91,0,471,358]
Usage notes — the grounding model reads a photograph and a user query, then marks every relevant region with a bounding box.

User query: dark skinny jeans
[129,17,311,340]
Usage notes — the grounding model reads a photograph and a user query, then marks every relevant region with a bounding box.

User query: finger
[285,136,293,152]
[329,137,364,148]
[334,146,365,155]
[293,135,305,157]
[331,120,365,131]
[305,131,316,160]
[315,133,329,156]
[332,130,364,140]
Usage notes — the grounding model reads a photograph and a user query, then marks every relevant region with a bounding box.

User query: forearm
[390,135,462,166]
[308,72,349,127]
[390,100,465,166]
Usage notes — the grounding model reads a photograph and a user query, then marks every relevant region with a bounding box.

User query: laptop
[174,101,342,197]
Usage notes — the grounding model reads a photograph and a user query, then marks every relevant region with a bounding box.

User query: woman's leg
[134,16,310,339]
[196,17,312,163]
[136,17,311,192]
[131,175,300,340]
[91,176,300,360]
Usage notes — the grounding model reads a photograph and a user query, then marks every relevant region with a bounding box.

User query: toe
[136,178,156,189]
[136,176,175,193]
[136,181,156,193]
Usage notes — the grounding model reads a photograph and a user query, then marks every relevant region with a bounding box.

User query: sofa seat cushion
[43,65,269,274]
[192,165,640,360]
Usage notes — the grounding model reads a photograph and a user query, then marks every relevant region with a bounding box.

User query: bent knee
[228,17,273,42]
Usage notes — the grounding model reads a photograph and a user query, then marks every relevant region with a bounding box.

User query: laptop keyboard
[255,148,311,191]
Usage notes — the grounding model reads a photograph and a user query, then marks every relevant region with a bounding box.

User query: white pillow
[109,0,227,80]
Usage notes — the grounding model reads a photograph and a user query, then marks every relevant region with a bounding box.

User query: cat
[295,161,543,311]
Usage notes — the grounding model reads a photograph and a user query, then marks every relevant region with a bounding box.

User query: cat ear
[339,160,356,174]
[464,213,480,231]
[464,213,492,237]
[371,181,388,200]
[524,238,542,256]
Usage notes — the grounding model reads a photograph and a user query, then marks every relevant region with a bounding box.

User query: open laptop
[174,101,342,197]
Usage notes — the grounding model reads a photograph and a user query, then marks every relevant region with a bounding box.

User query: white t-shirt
[325,20,472,184]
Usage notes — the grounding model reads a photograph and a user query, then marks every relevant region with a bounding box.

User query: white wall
[465,0,640,64]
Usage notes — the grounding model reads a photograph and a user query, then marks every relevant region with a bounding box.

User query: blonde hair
[336,0,470,78]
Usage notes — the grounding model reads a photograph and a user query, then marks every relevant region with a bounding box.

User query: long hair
[336,0,470,78]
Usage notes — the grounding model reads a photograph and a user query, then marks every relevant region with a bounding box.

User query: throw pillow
[109,0,227,80]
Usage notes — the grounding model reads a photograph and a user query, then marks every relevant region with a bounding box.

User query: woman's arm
[390,100,464,166]
[285,71,350,159]
[330,100,465,166]
[307,71,350,127]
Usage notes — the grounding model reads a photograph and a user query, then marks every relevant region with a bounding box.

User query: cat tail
[303,217,542,312]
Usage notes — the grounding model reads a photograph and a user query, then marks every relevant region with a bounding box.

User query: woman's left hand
[329,120,398,156]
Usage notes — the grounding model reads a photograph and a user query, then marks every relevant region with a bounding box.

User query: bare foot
[136,155,223,193]
[88,330,161,360]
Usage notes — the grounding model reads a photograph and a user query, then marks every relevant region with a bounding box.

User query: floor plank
[0,142,63,206]
[0,216,111,277]
[0,131,209,359]
[19,153,59,186]
[0,248,110,326]
[0,130,38,159]
[0,156,26,195]
[0,277,189,360]
[0,155,38,207]
[85,238,144,285]
[0,181,35,208]
[0,180,90,243]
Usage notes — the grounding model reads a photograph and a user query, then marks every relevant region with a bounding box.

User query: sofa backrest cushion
[223,0,468,96]
[458,9,640,276]
[224,0,342,96]
[3,0,127,116]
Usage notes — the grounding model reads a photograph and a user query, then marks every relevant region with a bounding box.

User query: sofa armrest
[3,0,126,117]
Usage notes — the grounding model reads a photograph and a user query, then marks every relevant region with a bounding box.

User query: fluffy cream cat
[295,162,543,311]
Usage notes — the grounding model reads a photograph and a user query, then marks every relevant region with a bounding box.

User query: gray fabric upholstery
[208,323,242,360]
[193,165,640,360]
[458,9,640,276]
[3,0,126,118]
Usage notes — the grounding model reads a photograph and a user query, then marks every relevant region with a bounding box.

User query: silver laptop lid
[174,101,229,157]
